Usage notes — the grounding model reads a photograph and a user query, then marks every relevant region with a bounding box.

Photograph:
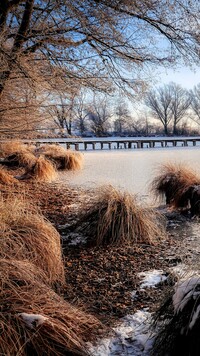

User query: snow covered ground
[89,310,154,356]
[89,270,168,356]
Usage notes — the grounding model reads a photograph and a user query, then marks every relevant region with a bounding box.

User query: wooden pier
[25,137,200,151]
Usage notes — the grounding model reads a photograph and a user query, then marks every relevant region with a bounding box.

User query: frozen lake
[59,146,200,204]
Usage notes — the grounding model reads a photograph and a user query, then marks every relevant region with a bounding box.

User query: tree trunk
[164,124,168,135]
[0,0,34,98]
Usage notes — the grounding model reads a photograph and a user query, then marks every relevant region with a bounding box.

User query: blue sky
[157,65,200,89]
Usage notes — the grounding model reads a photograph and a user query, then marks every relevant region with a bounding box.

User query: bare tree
[126,113,154,136]
[190,84,200,125]
[87,95,112,136]
[113,98,131,135]
[169,83,191,135]
[145,85,173,135]
[47,90,79,136]
[73,91,90,136]
[0,77,50,137]
[145,82,190,135]
[0,0,199,101]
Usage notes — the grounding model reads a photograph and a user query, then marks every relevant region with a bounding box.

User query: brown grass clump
[73,186,166,247]
[0,140,37,170]
[4,150,37,169]
[0,195,65,286]
[35,144,67,156]
[0,140,33,157]
[151,163,200,209]
[0,259,103,356]
[0,166,18,185]
[16,151,37,168]
[38,144,84,171]
[21,156,57,182]
[64,151,84,171]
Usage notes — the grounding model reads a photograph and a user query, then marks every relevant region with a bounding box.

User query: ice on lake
[59,146,200,204]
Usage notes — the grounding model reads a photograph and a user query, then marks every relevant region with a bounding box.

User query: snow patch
[19,313,48,329]
[89,310,155,355]
[138,270,167,289]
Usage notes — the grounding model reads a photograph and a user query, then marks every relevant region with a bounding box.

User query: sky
[157,65,200,89]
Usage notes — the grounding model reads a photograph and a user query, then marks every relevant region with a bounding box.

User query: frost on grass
[138,269,168,290]
[173,276,200,314]
[19,313,48,329]
[189,304,200,330]
[89,310,155,356]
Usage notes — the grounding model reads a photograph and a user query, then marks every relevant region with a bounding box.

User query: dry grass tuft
[0,259,103,356]
[151,163,200,209]
[73,186,166,246]
[38,144,84,171]
[16,151,37,168]
[5,151,37,169]
[0,195,65,286]
[0,167,18,185]
[0,140,33,157]
[0,138,37,171]
[64,151,84,171]
[35,144,67,156]
[22,156,57,182]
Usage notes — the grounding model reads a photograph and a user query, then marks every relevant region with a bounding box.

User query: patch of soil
[62,242,176,325]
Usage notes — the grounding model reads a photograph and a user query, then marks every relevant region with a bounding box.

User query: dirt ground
[1,175,198,328]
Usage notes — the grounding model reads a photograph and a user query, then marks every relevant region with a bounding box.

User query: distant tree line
[41,82,200,138]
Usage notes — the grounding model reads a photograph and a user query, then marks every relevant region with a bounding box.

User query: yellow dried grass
[37,144,84,171]
[63,150,84,171]
[74,186,166,246]
[14,151,37,168]
[0,195,65,286]
[0,259,102,356]
[0,167,17,185]
[24,156,57,182]
[45,150,84,171]
[35,144,67,155]
[151,163,200,208]
[0,140,32,157]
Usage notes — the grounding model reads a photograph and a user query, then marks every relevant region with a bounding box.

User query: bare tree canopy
[87,95,112,136]
[145,82,191,135]
[0,0,200,99]
[169,83,191,135]
[114,97,131,134]
[190,84,200,124]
